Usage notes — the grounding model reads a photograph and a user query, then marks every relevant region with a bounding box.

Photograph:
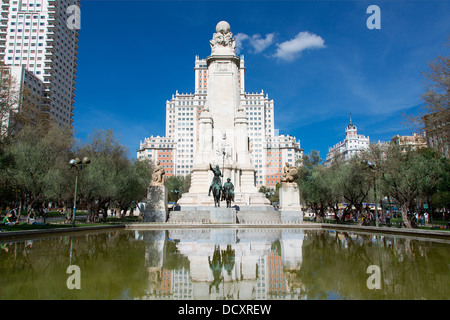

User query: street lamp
[69,157,91,227]
[362,160,379,227]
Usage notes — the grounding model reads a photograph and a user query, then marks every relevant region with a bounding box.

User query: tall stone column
[176,21,271,212]
[190,110,214,194]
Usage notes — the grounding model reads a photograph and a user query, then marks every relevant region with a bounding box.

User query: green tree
[406,47,449,156]
[43,153,78,221]
[77,129,129,223]
[115,159,153,219]
[5,124,73,217]
[379,145,444,228]
[337,158,372,223]
[0,63,19,142]
[259,184,280,204]
[296,151,335,221]
[165,175,191,202]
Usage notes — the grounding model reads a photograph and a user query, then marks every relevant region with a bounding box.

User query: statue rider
[208,164,223,196]
[222,178,234,202]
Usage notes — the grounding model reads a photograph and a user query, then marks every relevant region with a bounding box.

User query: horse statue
[209,163,223,207]
[211,183,222,207]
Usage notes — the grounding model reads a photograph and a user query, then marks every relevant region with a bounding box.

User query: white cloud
[235,33,249,54]
[235,32,275,54]
[274,32,325,61]
[249,33,275,53]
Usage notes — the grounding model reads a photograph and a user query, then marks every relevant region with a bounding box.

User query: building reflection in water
[141,229,305,300]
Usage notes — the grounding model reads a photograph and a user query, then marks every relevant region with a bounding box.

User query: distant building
[265,133,302,187]
[137,136,176,178]
[325,118,370,166]
[390,133,427,152]
[423,110,449,158]
[1,65,45,135]
[0,0,80,128]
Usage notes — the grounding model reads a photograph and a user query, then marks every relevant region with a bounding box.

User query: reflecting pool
[0,228,448,300]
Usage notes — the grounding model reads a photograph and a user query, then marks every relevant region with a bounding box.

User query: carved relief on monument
[216,132,232,162]
[216,62,230,72]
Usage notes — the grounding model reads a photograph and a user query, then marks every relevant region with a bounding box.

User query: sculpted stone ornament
[210,21,236,55]
[216,132,231,160]
[281,162,298,185]
[150,160,165,186]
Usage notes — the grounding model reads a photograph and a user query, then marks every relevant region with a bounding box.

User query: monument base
[236,210,281,224]
[279,210,303,223]
[176,192,273,211]
[168,207,236,224]
[144,185,168,222]
[279,183,303,223]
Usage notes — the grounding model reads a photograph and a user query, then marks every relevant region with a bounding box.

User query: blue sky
[73,0,450,161]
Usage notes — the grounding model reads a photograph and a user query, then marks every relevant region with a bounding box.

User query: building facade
[423,110,449,158]
[391,133,427,152]
[0,0,79,128]
[137,55,303,187]
[325,118,370,166]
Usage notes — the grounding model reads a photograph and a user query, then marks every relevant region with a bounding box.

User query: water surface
[0,228,448,300]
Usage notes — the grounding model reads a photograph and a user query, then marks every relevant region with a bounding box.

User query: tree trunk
[119,204,129,219]
[18,200,23,222]
[66,207,73,223]
[401,204,413,229]
[86,204,99,223]
[333,204,340,223]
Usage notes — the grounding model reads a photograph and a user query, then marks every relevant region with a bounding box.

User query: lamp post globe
[69,156,91,227]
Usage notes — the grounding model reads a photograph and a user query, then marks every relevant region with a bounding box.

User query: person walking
[386,210,391,227]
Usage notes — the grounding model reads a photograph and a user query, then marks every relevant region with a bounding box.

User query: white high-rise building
[138,55,303,187]
[0,0,79,127]
[325,118,370,166]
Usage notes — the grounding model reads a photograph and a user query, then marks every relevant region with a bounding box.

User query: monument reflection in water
[145,229,304,300]
[0,229,448,300]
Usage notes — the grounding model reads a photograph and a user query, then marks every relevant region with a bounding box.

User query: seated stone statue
[281,162,298,185]
[151,160,165,186]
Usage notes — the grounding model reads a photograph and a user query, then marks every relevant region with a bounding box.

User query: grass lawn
[0,215,139,232]
[0,223,74,232]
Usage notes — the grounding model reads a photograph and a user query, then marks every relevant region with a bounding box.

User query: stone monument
[143,160,168,222]
[170,21,276,224]
[279,163,303,223]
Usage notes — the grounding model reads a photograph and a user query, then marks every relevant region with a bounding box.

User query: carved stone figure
[210,21,236,54]
[216,132,231,160]
[281,162,298,184]
[151,160,165,186]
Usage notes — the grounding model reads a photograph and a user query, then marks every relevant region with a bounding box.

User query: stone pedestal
[144,185,168,222]
[168,207,236,224]
[236,210,281,224]
[279,183,303,223]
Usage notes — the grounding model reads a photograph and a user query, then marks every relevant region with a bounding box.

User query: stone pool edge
[1,222,449,240]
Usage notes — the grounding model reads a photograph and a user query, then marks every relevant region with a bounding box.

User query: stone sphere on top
[216,21,231,34]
